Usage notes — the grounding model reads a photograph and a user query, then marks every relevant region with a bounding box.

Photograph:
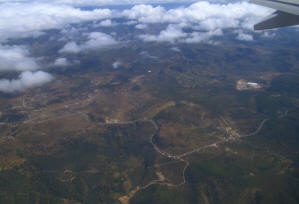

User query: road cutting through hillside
[117,117,269,204]
[22,107,275,204]
[28,113,269,204]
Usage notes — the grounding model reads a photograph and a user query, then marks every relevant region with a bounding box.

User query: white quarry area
[247,82,259,88]
[236,80,262,90]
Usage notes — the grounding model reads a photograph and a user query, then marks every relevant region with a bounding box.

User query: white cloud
[198,18,239,31]
[60,32,118,53]
[262,31,276,38]
[139,24,187,43]
[0,0,273,93]
[122,4,166,23]
[135,24,148,29]
[121,1,273,45]
[59,42,81,53]
[0,1,273,45]
[123,1,273,43]
[54,57,70,66]
[125,20,138,25]
[0,2,111,42]
[59,26,87,41]
[122,2,271,27]
[95,19,117,27]
[171,47,181,52]
[3,0,198,6]
[112,61,122,69]
[183,29,223,43]
[0,45,39,72]
[140,25,223,44]
[236,30,253,41]
[84,32,117,49]
[84,32,118,49]
[0,71,54,93]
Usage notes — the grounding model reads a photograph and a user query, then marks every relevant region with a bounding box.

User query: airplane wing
[251,0,299,30]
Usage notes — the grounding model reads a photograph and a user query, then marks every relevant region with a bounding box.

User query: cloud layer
[1,0,198,6]
[122,1,271,25]
[112,61,122,69]
[0,1,273,46]
[0,0,276,92]
[0,45,39,72]
[0,2,111,42]
[125,1,272,43]
[140,24,187,43]
[53,57,70,66]
[0,71,54,93]
[59,32,118,53]
[0,1,272,43]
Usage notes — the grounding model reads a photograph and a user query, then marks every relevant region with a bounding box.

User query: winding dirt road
[117,117,269,204]
[23,108,271,204]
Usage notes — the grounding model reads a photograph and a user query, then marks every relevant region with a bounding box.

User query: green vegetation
[0,31,299,204]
